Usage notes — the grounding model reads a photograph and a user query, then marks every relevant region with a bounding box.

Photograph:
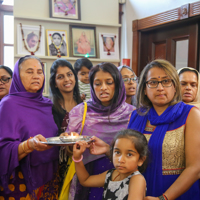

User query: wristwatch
[158,195,166,200]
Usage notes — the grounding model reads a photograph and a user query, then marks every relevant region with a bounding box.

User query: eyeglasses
[0,77,12,84]
[123,77,137,84]
[146,79,173,88]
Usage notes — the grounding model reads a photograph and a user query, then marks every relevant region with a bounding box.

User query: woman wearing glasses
[0,65,12,101]
[90,59,200,200]
[118,65,137,106]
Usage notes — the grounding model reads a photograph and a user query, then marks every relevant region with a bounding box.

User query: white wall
[121,0,198,67]
[14,0,118,24]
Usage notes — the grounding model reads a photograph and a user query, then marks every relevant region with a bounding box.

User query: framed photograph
[49,0,81,20]
[17,24,45,56]
[99,33,119,60]
[46,29,69,57]
[42,63,48,96]
[70,26,97,58]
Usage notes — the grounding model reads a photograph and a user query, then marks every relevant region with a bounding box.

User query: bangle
[72,155,83,162]
[27,137,34,151]
[158,194,168,200]
[163,194,168,200]
[22,142,29,154]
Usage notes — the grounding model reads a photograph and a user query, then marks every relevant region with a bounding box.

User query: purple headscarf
[0,56,59,193]
[67,65,134,164]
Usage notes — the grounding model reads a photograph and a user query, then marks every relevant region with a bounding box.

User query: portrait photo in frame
[49,0,81,20]
[17,24,45,56]
[46,29,69,57]
[99,33,119,60]
[70,26,97,58]
[42,62,48,96]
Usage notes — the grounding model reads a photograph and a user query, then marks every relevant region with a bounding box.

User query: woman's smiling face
[55,66,76,95]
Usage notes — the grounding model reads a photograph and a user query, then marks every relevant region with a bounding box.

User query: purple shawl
[67,69,134,165]
[0,58,59,193]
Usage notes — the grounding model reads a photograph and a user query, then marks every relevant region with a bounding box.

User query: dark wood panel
[138,9,179,30]
[138,22,198,74]
[132,20,139,75]
[188,23,198,68]
[153,42,166,60]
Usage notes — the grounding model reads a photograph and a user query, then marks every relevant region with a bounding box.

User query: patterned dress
[0,166,59,200]
[102,169,141,200]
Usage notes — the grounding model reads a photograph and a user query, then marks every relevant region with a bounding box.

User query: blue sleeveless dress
[128,103,200,200]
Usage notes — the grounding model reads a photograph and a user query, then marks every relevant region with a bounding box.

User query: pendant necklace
[113,171,120,181]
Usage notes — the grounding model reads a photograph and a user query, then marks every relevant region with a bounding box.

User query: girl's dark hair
[74,58,93,74]
[50,59,82,114]
[89,62,121,115]
[110,129,149,173]
[0,65,13,77]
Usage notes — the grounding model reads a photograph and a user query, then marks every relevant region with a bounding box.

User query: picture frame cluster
[17,0,119,60]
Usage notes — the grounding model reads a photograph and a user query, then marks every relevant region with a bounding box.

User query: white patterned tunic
[103,169,141,200]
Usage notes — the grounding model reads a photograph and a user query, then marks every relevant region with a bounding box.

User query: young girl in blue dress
[73,129,148,200]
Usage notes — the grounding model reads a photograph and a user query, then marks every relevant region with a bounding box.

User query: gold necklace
[20,23,42,55]
[113,171,120,181]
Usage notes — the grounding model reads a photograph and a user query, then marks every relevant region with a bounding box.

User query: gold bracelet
[22,141,29,154]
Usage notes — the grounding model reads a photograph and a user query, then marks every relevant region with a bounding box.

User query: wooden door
[139,22,198,74]
[132,1,200,75]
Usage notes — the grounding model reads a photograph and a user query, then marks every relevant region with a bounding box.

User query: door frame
[132,1,200,75]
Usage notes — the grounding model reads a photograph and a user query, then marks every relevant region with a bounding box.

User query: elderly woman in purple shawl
[0,56,59,199]
[65,62,134,200]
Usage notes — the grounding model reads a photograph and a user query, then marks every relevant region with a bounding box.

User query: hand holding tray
[41,135,92,146]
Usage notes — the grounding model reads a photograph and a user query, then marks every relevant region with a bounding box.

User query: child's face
[77,66,90,84]
[112,138,144,176]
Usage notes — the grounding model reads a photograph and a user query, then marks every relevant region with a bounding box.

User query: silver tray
[41,136,92,146]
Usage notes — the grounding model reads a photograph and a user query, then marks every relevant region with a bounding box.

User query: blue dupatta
[128,102,184,196]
